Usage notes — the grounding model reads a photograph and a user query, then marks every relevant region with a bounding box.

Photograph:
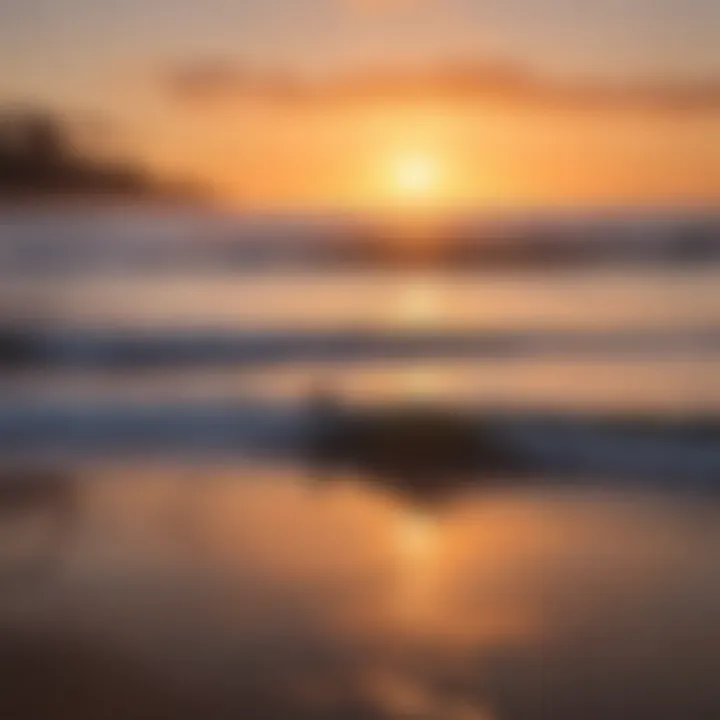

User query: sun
[391,154,441,201]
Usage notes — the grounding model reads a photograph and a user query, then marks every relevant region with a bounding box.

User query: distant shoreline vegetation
[0,109,203,203]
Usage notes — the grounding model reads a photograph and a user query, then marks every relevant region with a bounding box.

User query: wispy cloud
[160,58,720,114]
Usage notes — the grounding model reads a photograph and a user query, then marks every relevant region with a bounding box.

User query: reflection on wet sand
[0,465,718,719]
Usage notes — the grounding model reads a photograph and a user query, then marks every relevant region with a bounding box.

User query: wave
[2,399,719,488]
[5,327,720,368]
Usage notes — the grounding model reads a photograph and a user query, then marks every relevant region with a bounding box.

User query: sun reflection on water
[396,282,441,326]
[398,510,437,563]
[392,507,444,633]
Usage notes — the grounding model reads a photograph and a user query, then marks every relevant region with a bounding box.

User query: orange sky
[1,0,719,208]
[138,97,719,209]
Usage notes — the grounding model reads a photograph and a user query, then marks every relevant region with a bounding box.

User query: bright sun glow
[392,154,441,200]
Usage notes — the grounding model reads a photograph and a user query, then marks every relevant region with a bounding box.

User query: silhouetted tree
[0,108,169,198]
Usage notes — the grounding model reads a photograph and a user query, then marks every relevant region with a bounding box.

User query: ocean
[0,205,719,719]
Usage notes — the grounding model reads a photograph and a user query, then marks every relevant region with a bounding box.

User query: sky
[1,0,718,208]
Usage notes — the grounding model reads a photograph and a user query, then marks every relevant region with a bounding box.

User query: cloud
[161,58,720,114]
